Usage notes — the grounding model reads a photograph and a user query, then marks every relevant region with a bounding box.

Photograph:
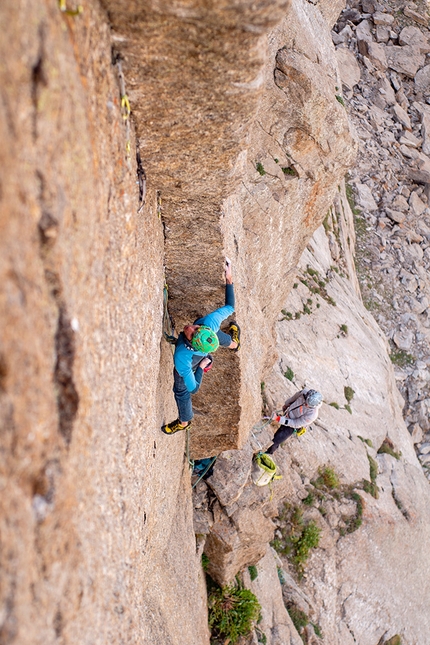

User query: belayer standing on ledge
[162,259,240,435]
[266,388,323,454]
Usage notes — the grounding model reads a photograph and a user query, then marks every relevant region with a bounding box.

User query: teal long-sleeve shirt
[173,283,235,393]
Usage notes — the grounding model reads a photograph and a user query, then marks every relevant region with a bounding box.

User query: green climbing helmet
[191,326,220,353]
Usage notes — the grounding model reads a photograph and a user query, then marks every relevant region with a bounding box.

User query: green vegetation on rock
[344,386,355,403]
[208,582,261,644]
[284,366,294,381]
[314,466,340,490]
[358,436,373,447]
[202,553,210,571]
[285,604,323,644]
[383,636,402,645]
[377,438,401,460]
[286,603,308,634]
[271,504,320,577]
[362,453,379,499]
[390,349,414,368]
[281,166,297,176]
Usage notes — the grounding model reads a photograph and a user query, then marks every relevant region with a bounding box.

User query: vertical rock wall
[102,0,356,457]
[196,186,430,644]
[0,2,208,643]
[0,0,367,643]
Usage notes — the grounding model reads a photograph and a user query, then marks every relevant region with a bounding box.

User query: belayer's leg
[266,424,295,454]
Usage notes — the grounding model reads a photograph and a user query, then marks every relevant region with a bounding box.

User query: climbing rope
[251,409,283,433]
[185,428,194,470]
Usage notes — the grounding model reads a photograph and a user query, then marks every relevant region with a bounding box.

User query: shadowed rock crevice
[54,305,79,445]
[36,169,79,446]
[43,270,79,446]
[0,353,7,393]
[30,24,47,141]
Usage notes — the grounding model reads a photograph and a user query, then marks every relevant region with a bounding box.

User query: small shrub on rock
[208,583,261,644]
[286,603,309,634]
[256,162,266,176]
[377,438,401,460]
[344,386,355,403]
[284,367,294,381]
[368,454,378,483]
[390,349,414,368]
[292,521,321,570]
[202,553,209,571]
[384,636,402,645]
[314,466,340,490]
[358,436,373,447]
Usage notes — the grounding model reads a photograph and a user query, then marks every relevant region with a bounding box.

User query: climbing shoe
[161,419,191,435]
[228,321,241,352]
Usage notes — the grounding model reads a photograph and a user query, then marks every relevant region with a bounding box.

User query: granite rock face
[102,0,356,457]
[0,1,207,644]
[0,0,357,642]
[196,186,430,644]
[7,0,430,643]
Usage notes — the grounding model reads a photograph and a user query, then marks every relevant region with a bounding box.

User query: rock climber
[266,388,323,454]
[161,260,240,435]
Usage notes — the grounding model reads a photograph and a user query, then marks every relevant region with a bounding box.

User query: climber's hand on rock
[225,258,233,284]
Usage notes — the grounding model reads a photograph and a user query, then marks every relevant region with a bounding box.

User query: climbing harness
[58,0,83,15]
[295,426,307,437]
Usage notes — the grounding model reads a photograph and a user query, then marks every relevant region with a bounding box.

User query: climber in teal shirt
[162,260,240,436]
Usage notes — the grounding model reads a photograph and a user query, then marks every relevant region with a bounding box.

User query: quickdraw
[121,94,131,121]
[59,0,83,15]
[116,60,131,160]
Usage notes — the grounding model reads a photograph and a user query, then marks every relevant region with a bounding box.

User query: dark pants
[173,329,232,422]
[266,424,295,454]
